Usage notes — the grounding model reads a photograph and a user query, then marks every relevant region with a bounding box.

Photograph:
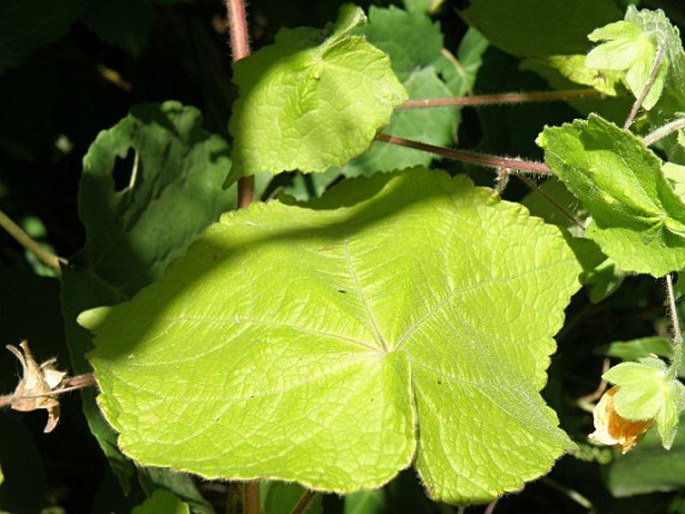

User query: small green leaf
[626,7,685,107]
[597,336,673,363]
[228,4,407,178]
[87,167,581,505]
[586,19,666,109]
[656,381,685,449]
[521,55,623,96]
[604,359,669,420]
[361,6,443,82]
[132,490,190,514]
[663,162,685,198]
[538,114,685,276]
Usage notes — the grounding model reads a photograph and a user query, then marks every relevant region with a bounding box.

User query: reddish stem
[397,88,602,110]
[226,0,250,62]
[375,133,552,175]
[226,0,254,208]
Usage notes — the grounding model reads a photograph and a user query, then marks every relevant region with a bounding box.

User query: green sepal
[586,19,666,110]
[603,358,685,449]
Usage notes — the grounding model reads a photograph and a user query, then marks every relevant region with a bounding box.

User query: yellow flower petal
[588,386,654,454]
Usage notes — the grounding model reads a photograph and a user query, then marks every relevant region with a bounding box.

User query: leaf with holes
[82,167,581,505]
[227,4,407,179]
[61,100,236,493]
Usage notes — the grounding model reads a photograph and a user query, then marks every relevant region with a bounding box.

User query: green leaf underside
[538,114,685,276]
[86,168,580,505]
[228,4,407,178]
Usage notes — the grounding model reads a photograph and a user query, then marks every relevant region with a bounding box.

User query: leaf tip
[77,306,112,332]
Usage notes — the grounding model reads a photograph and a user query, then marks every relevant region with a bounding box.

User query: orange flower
[588,386,654,454]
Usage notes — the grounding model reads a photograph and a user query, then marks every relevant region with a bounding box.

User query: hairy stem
[514,175,584,228]
[289,490,316,514]
[226,0,249,62]
[666,273,682,380]
[643,117,685,147]
[375,133,552,174]
[0,209,67,270]
[397,88,602,110]
[226,0,254,208]
[624,45,666,130]
[0,373,96,408]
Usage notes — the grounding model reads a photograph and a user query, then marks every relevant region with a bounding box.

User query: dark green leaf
[459,0,622,57]
[81,0,154,57]
[0,0,86,73]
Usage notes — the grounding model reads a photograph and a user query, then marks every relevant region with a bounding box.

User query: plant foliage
[2,1,685,513]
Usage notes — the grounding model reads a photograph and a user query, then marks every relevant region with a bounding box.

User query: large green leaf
[538,114,685,276]
[61,101,235,496]
[84,167,581,505]
[228,5,407,178]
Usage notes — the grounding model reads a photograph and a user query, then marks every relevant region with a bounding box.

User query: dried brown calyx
[6,341,67,433]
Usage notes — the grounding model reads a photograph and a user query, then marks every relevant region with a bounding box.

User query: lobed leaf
[85,167,581,505]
